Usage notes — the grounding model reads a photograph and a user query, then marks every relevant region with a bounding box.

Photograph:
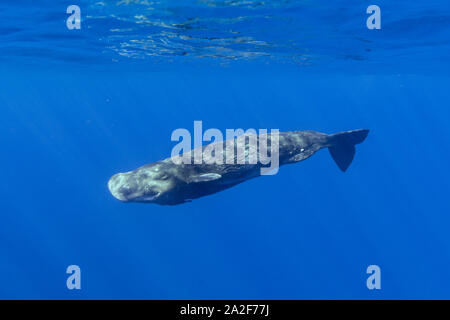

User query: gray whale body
[108,129,369,205]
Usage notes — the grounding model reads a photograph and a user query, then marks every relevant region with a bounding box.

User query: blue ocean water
[1,0,450,299]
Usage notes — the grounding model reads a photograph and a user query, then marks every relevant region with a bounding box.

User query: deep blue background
[0,1,450,299]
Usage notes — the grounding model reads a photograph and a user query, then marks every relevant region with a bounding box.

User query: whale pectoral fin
[288,153,304,163]
[189,173,222,183]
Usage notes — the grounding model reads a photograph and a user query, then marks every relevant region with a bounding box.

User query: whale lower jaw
[132,193,161,202]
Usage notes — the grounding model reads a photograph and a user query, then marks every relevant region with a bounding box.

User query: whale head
[108,162,179,204]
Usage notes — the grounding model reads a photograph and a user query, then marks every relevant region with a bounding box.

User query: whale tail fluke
[328,129,369,172]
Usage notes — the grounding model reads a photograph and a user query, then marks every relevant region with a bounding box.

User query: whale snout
[108,173,130,202]
[108,171,162,202]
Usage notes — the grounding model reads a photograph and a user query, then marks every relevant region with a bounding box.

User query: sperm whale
[108,129,369,205]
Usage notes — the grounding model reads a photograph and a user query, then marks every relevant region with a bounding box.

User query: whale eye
[140,173,149,179]
[156,173,169,180]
